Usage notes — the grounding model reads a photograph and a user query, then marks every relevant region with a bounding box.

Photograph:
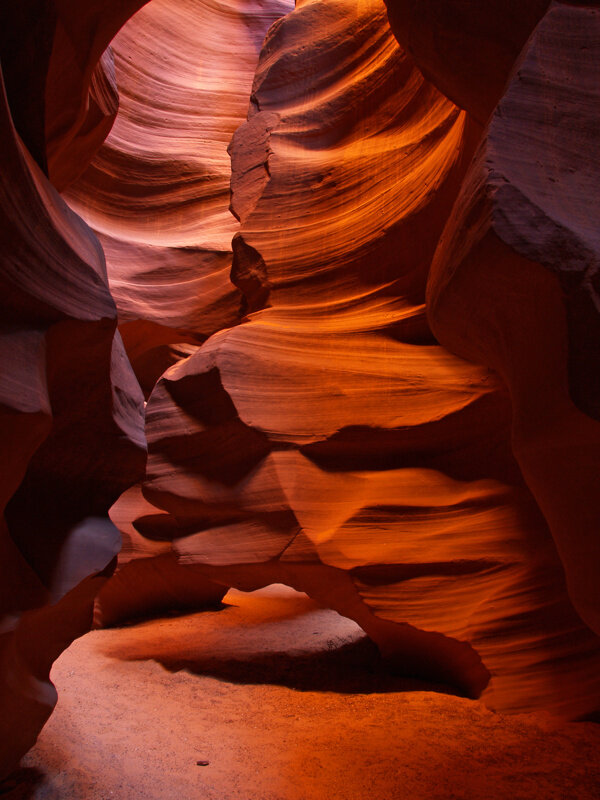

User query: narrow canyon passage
[1,0,600,794]
[66,0,600,720]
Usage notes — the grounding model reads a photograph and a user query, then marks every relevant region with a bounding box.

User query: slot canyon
[1,0,599,797]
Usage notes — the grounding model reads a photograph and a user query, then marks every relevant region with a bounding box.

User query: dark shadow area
[147,635,465,697]
[107,600,229,629]
[0,768,45,799]
[100,589,317,635]
[299,391,521,485]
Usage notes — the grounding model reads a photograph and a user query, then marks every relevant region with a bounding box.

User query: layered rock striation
[102,0,600,720]
[420,1,600,636]
[1,0,599,780]
[66,0,294,396]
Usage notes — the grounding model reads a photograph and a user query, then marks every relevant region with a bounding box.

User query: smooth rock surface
[102,0,600,719]
[5,586,600,800]
[1,0,599,780]
[427,1,600,638]
[0,58,145,779]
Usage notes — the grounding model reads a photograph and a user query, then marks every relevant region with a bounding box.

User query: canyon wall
[1,0,599,779]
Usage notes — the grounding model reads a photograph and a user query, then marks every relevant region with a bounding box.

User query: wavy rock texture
[426,1,600,639]
[0,59,146,778]
[104,0,600,719]
[66,0,294,397]
[0,0,151,186]
[0,14,149,710]
[62,0,294,623]
[1,0,599,779]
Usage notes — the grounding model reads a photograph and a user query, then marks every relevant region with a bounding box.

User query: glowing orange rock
[1,0,600,780]
[383,0,550,124]
[66,0,294,396]
[67,0,295,618]
[106,0,600,718]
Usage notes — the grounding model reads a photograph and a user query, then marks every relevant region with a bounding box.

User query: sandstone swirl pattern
[66,0,294,396]
[421,1,600,638]
[1,0,599,780]
[104,0,600,719]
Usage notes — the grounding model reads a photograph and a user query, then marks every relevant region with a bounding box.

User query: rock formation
[67,0,295,622]
[424,1,600,638]
[0,67,146,780]
[1,0,599,781]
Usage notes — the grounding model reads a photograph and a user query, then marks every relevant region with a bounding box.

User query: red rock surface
[67,0,295,622]
[0,2,146,777]
[10,586,600,800]
[66,0,294,395]
[0,0,599,782]
[100,0,600,720]
[384,0,550,125]
[426,1,600,637]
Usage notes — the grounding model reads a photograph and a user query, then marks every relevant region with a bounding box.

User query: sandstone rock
[68,0,295,620]
[384,0,550,124]
[427,1,600,639]
[1,0,600,779]
[0,1,151,185]
[66,0,294,380]
[106,0,600,718]
[0,63,145,779]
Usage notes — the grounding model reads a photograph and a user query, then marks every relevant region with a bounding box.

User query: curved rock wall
[66,0,294,397]
[101,0,600,720]
[67,0,295,621]
[0,64,145,777]
[425,1,600,637]
[0,0,599,780]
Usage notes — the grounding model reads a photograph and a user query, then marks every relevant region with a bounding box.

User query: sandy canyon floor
[2,585,599,799]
